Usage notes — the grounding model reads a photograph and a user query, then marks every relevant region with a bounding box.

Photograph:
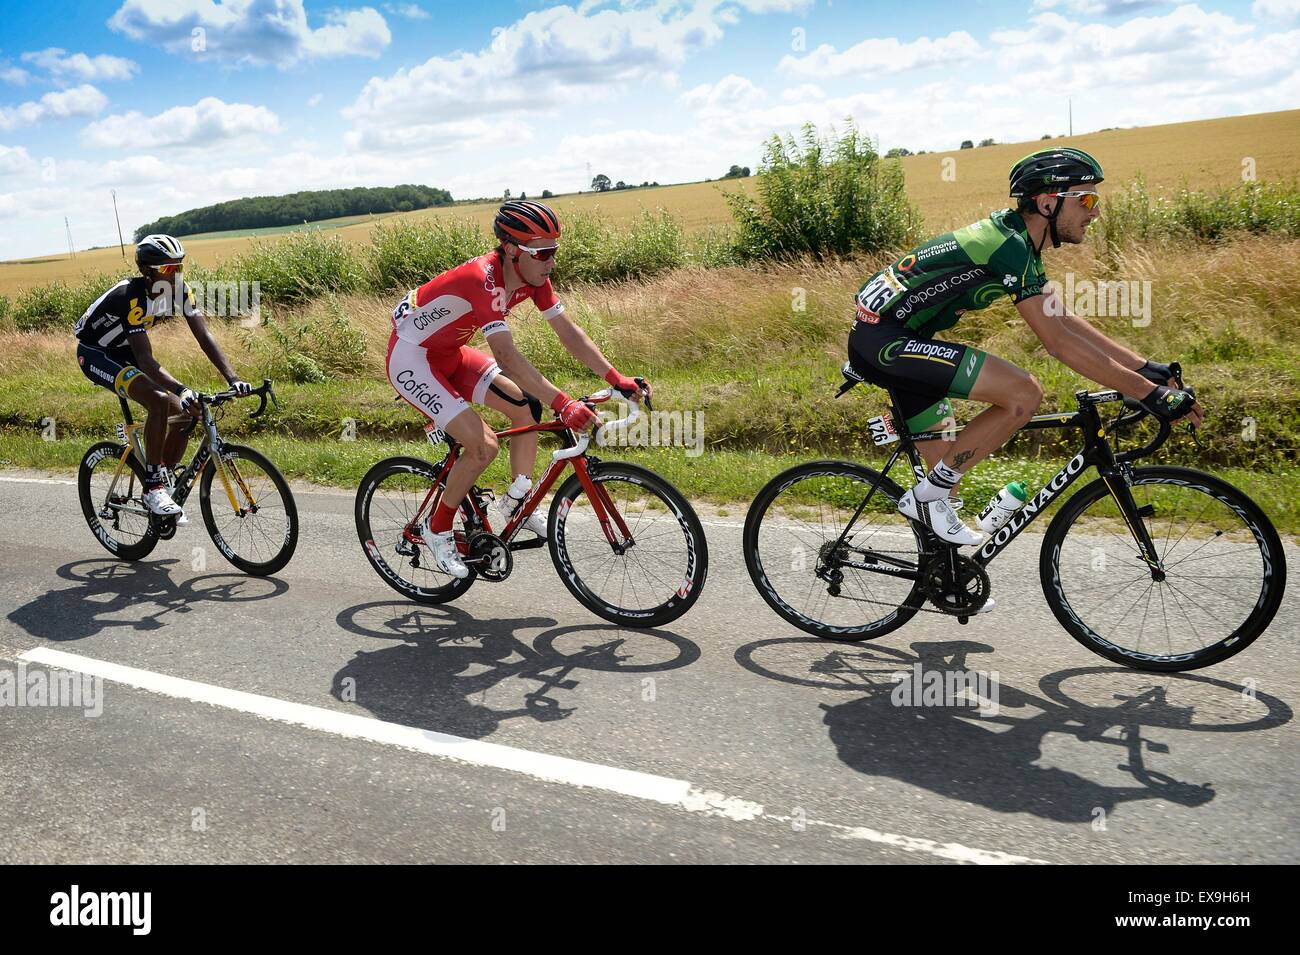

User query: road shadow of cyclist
[333,600,700,739]
[735,637,1291,823]
[6,558,288,643]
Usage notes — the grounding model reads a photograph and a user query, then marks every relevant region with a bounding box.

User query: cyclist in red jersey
[386,199,650,579]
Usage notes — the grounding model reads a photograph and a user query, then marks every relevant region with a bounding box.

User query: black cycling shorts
[847,319,989,432]
[77,342,144,398]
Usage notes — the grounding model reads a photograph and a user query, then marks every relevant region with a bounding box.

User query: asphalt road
[1,470,1296,864]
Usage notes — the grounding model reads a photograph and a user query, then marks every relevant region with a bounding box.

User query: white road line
[19,646,1046,865]
[0,476,76,486]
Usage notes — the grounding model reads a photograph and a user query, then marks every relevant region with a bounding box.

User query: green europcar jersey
[855,208,1047,338]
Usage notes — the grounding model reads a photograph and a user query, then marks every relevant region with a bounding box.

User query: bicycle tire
[356,456,475,604]
[78,441,159,561]
[548,461,707,628]
[743,460,924,641]
[1040,465,1286,671]
[199,444,298,576]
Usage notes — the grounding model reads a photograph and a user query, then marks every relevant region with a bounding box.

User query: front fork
[572,457,634,553]
[1100,462,1166,579]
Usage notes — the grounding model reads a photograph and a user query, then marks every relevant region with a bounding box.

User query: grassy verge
[5,434,1298,540]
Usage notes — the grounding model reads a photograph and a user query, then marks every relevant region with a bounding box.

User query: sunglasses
[1047,191,1101,210]
[516,244,558,262]
[155,263,184,275]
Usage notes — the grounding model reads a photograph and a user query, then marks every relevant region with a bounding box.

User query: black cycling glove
[1139,384,1196,422]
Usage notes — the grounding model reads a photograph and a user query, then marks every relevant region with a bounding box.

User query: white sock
[914,459,964,503]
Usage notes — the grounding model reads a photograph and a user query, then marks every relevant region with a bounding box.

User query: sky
[0,0,1297,259]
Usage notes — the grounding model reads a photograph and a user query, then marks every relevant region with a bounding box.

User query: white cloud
[0,145,38,177]
[345,1,737,130]
[0,84,108,131]
[21,48,139,83]
[1,66,31,85]
[779,31,982,78]
[1253,0,1300,24]
[108,0,391,67]
[679,74,766,111]
[383,3,429,19]
[1032,0,1173,14]
[990,6,1275,90]
[307,93,323,107]
[780,83,824,102]
[82,97,281,149]
[343,116,533,153]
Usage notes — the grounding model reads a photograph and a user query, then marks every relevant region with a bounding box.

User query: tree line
[133,184,453,240]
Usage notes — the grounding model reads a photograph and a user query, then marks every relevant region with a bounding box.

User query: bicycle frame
[839,386,1175,575]
[105,391,262,520]
[401,395,638,556]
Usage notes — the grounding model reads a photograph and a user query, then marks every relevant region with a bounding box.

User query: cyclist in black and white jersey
[74,234,253,521]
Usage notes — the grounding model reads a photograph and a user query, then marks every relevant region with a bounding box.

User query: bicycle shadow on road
[735,637,1292,824]
[333,600,700,739]
[6,558,289,643]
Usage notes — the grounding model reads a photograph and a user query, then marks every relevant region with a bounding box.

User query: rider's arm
[1016,293,1154,399]
[126,332,186,395]
[485,329,566,408]
[184,309,239,385]
[546,310,615,379]
[1056,307,1144,371]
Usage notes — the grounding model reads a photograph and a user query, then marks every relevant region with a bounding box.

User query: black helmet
[136,234,186,268]
[493,200,561,244]
[1009,147,1104,198]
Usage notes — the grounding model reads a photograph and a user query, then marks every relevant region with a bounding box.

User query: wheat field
[2,107,1296,295]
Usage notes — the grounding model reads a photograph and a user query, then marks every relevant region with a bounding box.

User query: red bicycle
[355,389,708,627]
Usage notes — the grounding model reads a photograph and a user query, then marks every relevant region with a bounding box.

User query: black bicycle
[742,362,1286,672]
[78,379,298,576]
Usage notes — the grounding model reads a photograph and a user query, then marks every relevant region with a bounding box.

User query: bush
[230,230,364,307]
[1094,178,1300,260]
[0,294,10,330]
[724,122,920,262]
[365,217,490,292]
[242,296,368,383]
[12,272,128,332]
[552,210,687,284]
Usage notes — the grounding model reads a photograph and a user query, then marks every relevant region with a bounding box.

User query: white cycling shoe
[496,497,548,538]
[163,468,188,526]
[421,525,469,579]
[142,485,185,521]
[898,489,984,547]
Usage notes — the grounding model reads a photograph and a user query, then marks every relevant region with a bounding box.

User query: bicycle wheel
[78,441,159,561]
[355,456,475,604]
[549,461,707,627]
[1040,465,1286,671]
[199,444,298,576]
[743,460,924,641]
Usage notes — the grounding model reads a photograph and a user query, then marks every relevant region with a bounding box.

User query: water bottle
[976,481,1029,534]
[503,474,532,512]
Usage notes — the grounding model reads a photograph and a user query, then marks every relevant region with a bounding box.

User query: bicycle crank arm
[507,537,546,551]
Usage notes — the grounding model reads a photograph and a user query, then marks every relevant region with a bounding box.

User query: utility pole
[112,189,126,259]
[65,217,75,260]
[1068,99,1073,137]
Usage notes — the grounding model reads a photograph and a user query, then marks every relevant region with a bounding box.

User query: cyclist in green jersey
[848,147,1203,560]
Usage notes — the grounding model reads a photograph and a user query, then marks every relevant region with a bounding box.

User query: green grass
[4,433,1298,539]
